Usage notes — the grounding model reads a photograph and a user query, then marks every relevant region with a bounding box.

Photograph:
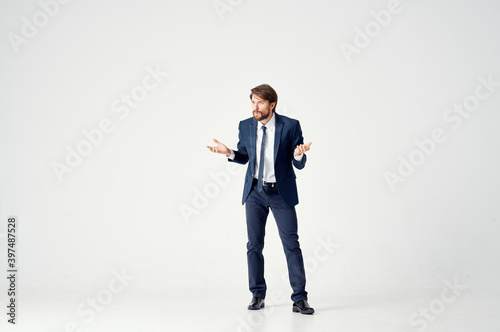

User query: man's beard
[253,110,270,121]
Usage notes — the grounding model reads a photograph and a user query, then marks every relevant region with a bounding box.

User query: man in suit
[207,84,314,314]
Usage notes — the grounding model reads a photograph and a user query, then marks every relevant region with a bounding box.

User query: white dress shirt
[229,113,303,182]
[255,113,276,182]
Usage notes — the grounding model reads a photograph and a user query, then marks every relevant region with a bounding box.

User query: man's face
[251,95,275,122]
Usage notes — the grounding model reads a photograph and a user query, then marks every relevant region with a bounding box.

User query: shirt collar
[258,112,276,129]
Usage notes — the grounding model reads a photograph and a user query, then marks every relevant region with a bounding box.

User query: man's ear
[270,102,276,111]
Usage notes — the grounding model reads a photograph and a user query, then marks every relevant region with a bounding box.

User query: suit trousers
[245,181,308,302]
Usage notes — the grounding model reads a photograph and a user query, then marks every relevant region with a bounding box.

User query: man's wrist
[294,153,304,161]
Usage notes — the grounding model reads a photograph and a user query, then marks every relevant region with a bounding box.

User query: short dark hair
[250,84,278,112]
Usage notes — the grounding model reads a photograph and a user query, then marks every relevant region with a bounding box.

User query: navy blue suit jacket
[229,112,307,207]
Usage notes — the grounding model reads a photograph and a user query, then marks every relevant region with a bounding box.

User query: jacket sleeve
[291,120,307,170]
[228,121,249,165]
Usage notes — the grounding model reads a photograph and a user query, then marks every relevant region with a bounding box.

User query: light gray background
[1,0,499,331]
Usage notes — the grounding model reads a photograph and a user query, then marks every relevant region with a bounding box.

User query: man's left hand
[294,142,312,156]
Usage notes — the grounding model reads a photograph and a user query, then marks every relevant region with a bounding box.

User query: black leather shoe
[248,297,265,310]
[292,299,315,314]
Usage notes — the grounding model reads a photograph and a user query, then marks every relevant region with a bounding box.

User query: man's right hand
[207,138,231,157]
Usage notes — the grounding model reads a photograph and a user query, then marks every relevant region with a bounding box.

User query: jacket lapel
[249,120,257,174]
[274,113,283,162]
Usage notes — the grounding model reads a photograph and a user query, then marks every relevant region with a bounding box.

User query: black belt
[252,178,277,188]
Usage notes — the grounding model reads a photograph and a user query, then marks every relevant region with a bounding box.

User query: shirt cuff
[294,153,304,162]
[228,150,235,160]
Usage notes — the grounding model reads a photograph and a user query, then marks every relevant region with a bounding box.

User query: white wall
[1,0,499,296]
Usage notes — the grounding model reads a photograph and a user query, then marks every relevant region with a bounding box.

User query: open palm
[207,138,230,156]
